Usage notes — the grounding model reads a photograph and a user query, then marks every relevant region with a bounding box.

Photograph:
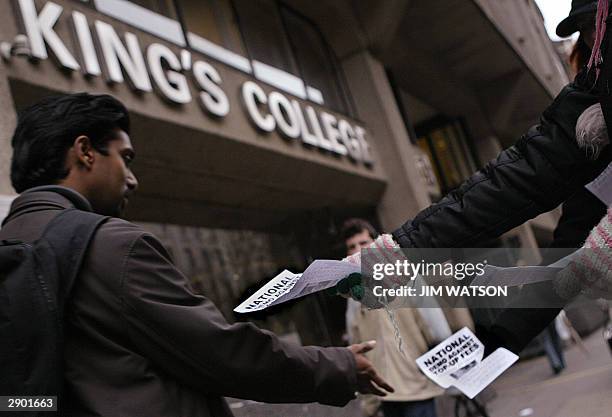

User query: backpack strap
[40,208,109,300]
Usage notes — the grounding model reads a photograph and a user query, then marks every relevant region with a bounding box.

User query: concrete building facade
[0,0,570,343]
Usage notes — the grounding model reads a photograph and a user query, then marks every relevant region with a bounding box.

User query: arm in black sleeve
[393,84,605,249]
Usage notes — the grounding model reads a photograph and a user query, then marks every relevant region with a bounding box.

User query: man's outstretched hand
[348,341,394,396]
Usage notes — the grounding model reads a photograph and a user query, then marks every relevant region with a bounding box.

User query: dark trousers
[382,399,437,417]
[541,322,565,372]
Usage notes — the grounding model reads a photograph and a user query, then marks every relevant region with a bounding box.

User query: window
[416,118,479,195]
[131,0,354,114]
[233,0,297,73]
[176,0,245,54]
[127,0,178,18]
[280,5,351,114]
[232,0,352,114]
[416,138,444,193]
[429,129,463,188]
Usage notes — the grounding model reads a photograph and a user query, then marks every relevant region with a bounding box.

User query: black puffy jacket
[392,82,608,249]
[391,81,611,353]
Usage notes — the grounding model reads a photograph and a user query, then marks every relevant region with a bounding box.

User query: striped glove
[554,208,612,300]
[333,234,408,308]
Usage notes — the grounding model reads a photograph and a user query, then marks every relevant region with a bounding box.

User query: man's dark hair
[340,218,378,242]
[11,93,130,193]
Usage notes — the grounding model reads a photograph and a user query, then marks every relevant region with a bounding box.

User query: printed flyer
[416,328,518,399]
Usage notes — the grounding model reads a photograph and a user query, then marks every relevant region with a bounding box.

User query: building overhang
[0,0,387,229]
[307,0,568,146]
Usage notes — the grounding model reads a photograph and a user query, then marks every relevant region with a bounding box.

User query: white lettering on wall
[10,1,374,166]
[338,119,362,161]
[18,0,80,70]
[320,112,348,156]
[241,81,372,161]
[242,81,275,132]
[306,106,333,152]
[147,43,191,104]
[269,92,300,139]
[356,126,374,164]
[192,61,229,117]
[72,11,101,76]
[292,101,319,147]
[95,20,152,92]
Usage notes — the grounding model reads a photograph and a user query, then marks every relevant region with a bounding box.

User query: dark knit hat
[556,0,598,37]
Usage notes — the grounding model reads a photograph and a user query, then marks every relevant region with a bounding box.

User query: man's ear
[73,136,95,169]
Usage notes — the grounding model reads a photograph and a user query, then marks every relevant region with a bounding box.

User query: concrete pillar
[0,0,19,221]
[0,60,18,221]
[0,68,16,193]
[341,50,430,231]
[0,67,17,222]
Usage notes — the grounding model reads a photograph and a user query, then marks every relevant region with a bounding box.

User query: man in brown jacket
[0,93,393,416]
[341,219,474,417]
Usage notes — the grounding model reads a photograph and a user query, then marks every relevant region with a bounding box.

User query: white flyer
[470,253,574,288]
[233,270,301,314]
[234,260,360,313]
[416,327,518,399]
[470,265,563,287]
[586,162,612,206]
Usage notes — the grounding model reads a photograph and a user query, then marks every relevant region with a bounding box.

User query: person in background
[558,0,597,74]
[341,218,473,417]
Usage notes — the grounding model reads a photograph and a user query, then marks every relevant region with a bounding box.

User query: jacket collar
[2,186,93,226]
[22,186,93,211]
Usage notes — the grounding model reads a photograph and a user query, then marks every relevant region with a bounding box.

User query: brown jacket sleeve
[119,233,357,406]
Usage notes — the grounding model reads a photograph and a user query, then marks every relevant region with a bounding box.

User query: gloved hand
[329,272,364,300]
[554,208,612,300]
[576,103,610,160]
[332,234,404,306]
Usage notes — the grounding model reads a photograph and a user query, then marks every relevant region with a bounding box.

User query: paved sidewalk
[227,332,612,417]
[227,398,361,417]
[485,332,612,417]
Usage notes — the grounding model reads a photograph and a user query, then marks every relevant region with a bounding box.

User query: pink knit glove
[554,208,612,300]
[338,235,410,307]
[344,234,410,288]
[344,234,403,267]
